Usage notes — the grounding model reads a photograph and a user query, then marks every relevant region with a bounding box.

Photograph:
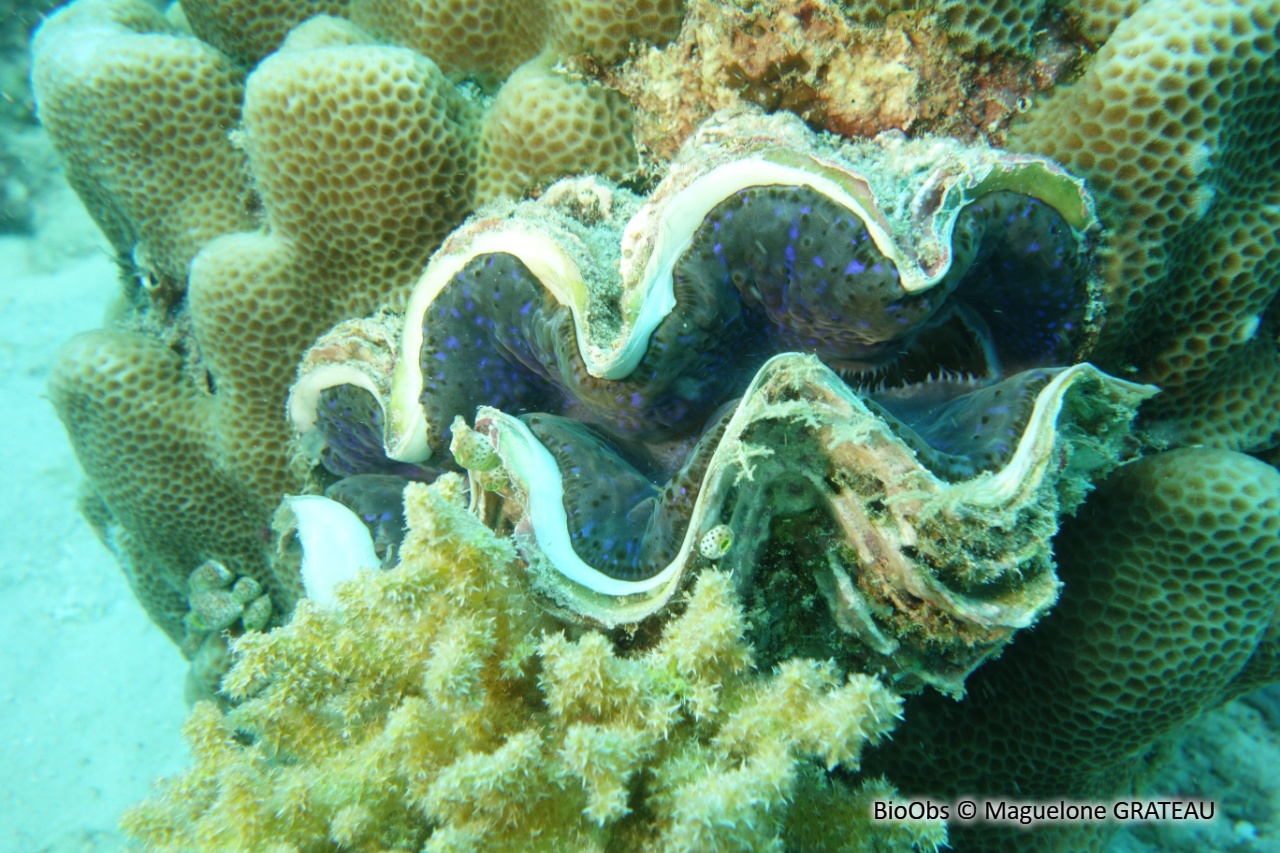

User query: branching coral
[122,476,944,852]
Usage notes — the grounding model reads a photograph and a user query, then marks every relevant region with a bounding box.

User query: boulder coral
[29,0,1280,849]
[121,475,946,853]
[865,448,1280,851]
[1007,0,1280,452]
[36,0,656,663]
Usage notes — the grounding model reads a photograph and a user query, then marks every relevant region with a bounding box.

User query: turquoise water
[5,0,1280,850]
[0,214,188,849]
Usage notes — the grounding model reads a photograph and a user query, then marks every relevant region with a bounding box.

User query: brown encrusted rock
[615,0,1076,166]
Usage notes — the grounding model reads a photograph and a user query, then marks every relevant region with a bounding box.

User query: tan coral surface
[1068,0,1147,44]
[36,0,655,661]
[348,0,545,83]
[31,0,254,289]
[474,54,637,205]
[48,328,271,645]
[938,0,1046,55]
[181,0,353,65]
[1009,0,1280,452]
[867,448,1280,850]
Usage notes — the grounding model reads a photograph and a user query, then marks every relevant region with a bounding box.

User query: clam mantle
[287,110,1154,693]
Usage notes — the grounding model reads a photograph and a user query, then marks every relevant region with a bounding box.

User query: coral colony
[33,0,1280,850]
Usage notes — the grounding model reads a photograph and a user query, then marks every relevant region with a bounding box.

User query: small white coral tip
[284,495,380,607]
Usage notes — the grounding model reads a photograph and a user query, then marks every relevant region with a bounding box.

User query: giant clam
[286,110,1154,694]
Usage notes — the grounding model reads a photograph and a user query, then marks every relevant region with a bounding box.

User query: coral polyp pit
[289,110,1153,693]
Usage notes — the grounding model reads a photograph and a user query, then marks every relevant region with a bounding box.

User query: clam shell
[474,354,1154,694]
[289,109,1099,464]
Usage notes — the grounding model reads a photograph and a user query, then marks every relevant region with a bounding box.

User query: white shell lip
[957,363,1128,512]
[285,313,406,465]
[289,364,384,437]
[390,228,585,463]
[477,408,686,599]
[471,354,1156,637]
[294,109,1100,475]
[278,495,380,608]
[389,155,1095,464]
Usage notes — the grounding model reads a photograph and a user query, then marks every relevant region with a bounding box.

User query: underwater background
[2,3,190,851]
[3,0,1280,850]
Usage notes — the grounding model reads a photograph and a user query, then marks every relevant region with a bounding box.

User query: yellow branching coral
[122,475,943,852]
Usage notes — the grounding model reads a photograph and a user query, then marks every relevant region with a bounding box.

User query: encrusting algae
[122,475,945,852]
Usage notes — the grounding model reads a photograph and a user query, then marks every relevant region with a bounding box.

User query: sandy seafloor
[3,145,1280,853]
[1,177,188,852]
